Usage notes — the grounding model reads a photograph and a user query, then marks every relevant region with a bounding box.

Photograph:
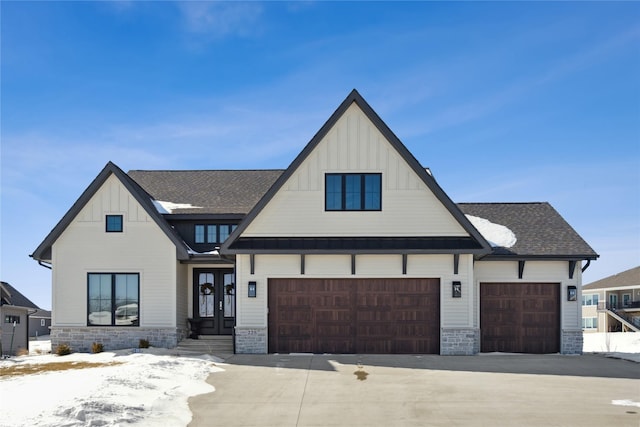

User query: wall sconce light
[452,281,462,298]
[248,281,257,298]
[567,286,577,301]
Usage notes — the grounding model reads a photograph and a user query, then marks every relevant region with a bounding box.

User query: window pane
[199,273,215,317]
[88,274,112,325]
[195,225,205,243]
[345,175,362,210]
[207,225,217,243]
[326,175,342,210]
[223,273,235,317]
[593,295,598,305]
[106,215,123,232]
[115,274,139,326]
[364,174,381,210]
[219,225,230,243]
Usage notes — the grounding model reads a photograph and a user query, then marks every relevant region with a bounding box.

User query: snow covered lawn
[583,332,640,363]
[1,339,223,427]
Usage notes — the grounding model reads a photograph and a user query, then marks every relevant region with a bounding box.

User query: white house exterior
[32,90,598,355]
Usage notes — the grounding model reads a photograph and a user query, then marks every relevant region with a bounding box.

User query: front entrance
[193,269,235,335]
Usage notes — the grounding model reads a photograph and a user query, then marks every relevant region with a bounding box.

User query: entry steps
[175,335,234,357]
[604,309,640,332]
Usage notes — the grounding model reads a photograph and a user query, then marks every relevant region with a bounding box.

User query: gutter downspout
[581,259,591,273]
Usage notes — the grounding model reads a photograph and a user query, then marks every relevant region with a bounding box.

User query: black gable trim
[31,161,190,262]
[220,90,491,256]
[225,236,486,254]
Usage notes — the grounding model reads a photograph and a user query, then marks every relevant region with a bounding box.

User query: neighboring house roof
[31,162,191,262]
[0,281,39,309]
[128,170,284,215]
[458,203,598,260]
[221,89,492,256]
[30,309,52,319]
[582,266,640,290]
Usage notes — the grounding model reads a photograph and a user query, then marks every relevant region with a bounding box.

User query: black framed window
[325,173,381,211]
[4,315,20,324]
[106,215,123,232]
[195,224,237,244]
[88,273,139,326]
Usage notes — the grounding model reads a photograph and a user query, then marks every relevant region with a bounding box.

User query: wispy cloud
[177,1,264,39]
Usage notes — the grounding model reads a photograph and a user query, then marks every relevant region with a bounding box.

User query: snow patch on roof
[152,200,202,214]
[465,215,517,248]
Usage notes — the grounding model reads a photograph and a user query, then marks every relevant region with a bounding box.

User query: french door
[193,269,235,335]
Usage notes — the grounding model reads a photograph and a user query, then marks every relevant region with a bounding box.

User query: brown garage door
[481,283,560,354]
[268,278,440,354]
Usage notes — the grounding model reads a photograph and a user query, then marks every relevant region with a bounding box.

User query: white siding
[243,103,467,238]
[235,253,473,329]
[474,260,582,329]
[52,175,177,328]
[176,262,189,331]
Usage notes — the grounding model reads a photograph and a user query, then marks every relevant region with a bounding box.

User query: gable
[243,103,466,237]
[222,90,490,254]
[31,162,189,262]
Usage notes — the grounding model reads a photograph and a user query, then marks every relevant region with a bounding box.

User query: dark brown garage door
[268,278,440,354]
[481,283,560,354]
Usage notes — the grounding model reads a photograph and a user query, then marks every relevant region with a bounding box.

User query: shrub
[55,344,72,356]
[91,342,104,353]
[139,339,150,349]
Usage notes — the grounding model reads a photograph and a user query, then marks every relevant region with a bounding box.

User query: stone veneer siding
[561,329,583,355]
[235,327,267,354]
[440,328,479,355]
[51,327,189,353]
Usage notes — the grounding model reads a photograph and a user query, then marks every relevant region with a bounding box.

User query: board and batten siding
[242,103,467,238]
[234,253,473,329]
[473,260,582,330]
[51,174,178,328]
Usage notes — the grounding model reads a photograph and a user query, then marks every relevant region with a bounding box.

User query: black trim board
[31,161,191,262]
[221,89,491,256]
[225,236,487,254]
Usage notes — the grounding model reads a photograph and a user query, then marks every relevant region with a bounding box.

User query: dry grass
[0,361,123,378]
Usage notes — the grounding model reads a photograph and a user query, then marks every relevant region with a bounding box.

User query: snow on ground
[1,338,223,427]
[583,332,640,363]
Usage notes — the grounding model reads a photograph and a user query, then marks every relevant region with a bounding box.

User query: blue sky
[1,1,639,310]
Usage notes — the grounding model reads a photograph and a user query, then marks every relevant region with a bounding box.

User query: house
[29,309,52,338]
[1,281,39,356]
[31,90,598,355]
[582,266,640,333]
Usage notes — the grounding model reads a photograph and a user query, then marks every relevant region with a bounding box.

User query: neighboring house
[31,90,598,355]
[0,281,38,355]
[29,309,52,338]
[582,266,640,333]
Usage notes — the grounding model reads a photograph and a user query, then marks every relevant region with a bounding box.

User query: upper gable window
[106,215,123,232]
[326,173,381,211]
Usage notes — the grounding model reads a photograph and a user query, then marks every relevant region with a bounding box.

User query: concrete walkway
[189,354,640,427]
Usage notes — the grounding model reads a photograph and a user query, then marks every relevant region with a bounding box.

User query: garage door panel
[481,282,559,354]
[269,278,440,354]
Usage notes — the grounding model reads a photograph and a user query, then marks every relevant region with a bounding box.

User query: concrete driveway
[189,354,640,427]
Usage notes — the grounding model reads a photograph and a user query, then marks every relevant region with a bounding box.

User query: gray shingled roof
[126,167,597,259]
[458,203,598,259]
[582,266,640,290]
[0,282,39,309]
[128,170,284,215]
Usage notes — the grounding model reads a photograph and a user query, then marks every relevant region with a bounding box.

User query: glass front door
[194,269,235,335]
[609,293,618,310]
